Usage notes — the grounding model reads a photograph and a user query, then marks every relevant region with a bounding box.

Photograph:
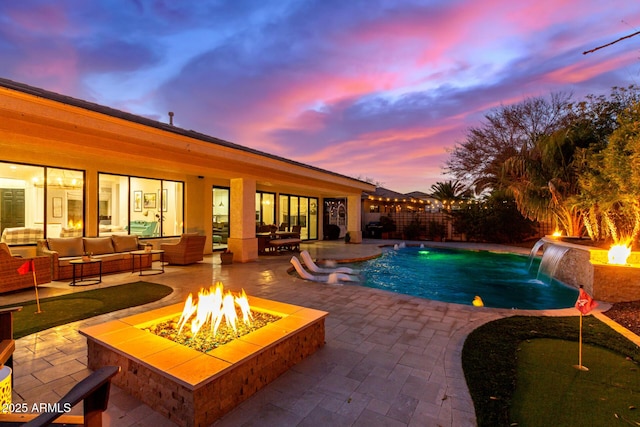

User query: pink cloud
[6,4,72,35]
[546,54,639,85]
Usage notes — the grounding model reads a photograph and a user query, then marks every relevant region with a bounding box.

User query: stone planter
[220,252,233,265]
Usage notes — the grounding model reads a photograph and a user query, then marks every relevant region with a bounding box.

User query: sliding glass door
[278,194,318,240]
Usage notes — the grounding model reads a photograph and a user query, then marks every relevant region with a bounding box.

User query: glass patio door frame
[212,186,230,250]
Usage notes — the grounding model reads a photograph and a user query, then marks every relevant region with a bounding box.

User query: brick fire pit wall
[80,298,327,426]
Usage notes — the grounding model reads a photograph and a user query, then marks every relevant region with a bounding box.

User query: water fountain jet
[529,236,640,302]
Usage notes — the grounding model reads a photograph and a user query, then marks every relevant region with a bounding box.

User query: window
[0,162,84,244]
[255,192,275,227]
[161,180,184,237]
[98,174,128,236]
[48,168,84,238]
[98,173,183,238]
[212,187,229,246]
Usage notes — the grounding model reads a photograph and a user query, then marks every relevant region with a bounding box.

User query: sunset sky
[1,1,640,193]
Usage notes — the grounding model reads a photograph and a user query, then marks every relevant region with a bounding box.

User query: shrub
[452,195,536,243]
[426,220,446,240]
[403,218,423,240]
[380,215,396,232]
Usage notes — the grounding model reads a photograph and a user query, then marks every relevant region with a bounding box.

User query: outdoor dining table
[274,231,300,239]
[257,231,301,254]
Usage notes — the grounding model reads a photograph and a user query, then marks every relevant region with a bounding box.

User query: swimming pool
[349,246,578,309]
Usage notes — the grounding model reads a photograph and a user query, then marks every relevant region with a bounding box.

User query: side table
[69,258,102,286]
[131,250,165,276]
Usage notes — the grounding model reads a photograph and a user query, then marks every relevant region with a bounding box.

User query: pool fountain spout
[537,244,570,282]
[528,238,546,271]
[536,236,640,302]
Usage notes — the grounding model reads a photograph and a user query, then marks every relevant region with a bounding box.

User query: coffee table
[131,250,165,276]
[69,258,102,286]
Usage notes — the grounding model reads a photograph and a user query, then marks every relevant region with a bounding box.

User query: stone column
[347,194,363,243]
[227,178,258,262]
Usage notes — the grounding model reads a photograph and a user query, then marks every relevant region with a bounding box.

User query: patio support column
[347,194,362,243]
[227,178,258,262]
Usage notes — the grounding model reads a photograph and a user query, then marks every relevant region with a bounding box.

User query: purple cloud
[1,0,639,192]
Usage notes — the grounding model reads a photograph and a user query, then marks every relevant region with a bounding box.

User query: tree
[447,93,572,193]
[567,86,640,241]
[450,191,537,243]
[500,127,585,236]
[445,86,640,240]
[429,180,472,201]
[576,100,640,245]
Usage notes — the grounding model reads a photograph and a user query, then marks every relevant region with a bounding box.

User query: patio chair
[0,365,120,426]
[160,233,206,265]
[290,256,356,283]
[0,243,52,293]
[300,250,359,275]
[0,306,21,384]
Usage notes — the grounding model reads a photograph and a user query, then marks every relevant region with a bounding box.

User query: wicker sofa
[0,243,51,293]
[37,235,151,281]
[160,233,206,265]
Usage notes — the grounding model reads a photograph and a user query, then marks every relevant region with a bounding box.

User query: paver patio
[3,240,618,426]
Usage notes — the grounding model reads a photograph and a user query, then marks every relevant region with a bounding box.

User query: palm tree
[430,180,471,200]
[429,180,473,210]
[500,128,584,237]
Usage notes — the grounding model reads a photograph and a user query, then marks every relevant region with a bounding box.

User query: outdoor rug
[1,282,173,338]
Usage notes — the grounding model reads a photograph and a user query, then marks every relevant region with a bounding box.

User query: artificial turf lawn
[1,282,173,338]
[510,338,639,426]
[462,315,640,427]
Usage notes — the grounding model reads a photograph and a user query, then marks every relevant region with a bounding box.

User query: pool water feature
[351,247,578,309]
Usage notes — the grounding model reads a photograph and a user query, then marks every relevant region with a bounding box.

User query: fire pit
[142,283,282,352]
[80,285,328,426]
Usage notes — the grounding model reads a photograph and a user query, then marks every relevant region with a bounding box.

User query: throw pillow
[83,237,115,255]
[111,235,139,252]
[48,237,84,257]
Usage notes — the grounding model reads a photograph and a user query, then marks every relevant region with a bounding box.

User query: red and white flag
[575,287,598,315]
[17,259,33,275]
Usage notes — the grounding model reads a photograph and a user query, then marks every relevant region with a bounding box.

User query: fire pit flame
[608,243,631,265]
[177,282,253,338]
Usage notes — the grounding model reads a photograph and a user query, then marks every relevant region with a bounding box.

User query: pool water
[349,247,578,309]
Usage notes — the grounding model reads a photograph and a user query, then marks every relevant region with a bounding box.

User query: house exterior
[0,78,374,262]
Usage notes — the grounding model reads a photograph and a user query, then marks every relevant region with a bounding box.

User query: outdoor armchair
[0,243,51,293]
[160,233,206,265]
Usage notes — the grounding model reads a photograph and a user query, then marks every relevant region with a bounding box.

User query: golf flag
[17,259,33,275]
[575,287,598,315]
[17,259,42,313]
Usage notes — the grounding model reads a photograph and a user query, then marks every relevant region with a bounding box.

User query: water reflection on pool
[348,246,578,309]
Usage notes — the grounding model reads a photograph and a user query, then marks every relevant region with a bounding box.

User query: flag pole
[31,260,42,314]
[573,285,595,371]
[573,312,588,371]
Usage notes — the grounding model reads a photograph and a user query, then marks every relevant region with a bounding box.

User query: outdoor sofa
[37,235,151,281]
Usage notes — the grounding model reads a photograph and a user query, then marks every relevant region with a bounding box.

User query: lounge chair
[290,257,356,283]
[300,250,358,275]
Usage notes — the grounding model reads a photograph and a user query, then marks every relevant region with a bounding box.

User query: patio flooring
[4,239,627,426]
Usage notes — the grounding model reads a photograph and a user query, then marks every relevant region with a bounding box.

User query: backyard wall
[363,211,553,241]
